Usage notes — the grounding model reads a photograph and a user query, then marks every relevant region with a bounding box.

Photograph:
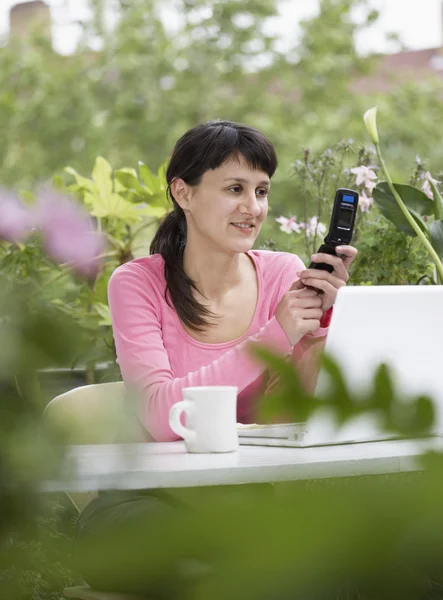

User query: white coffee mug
[169,386,239,453]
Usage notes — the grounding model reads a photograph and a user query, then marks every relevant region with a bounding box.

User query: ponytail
[150,206,216,332]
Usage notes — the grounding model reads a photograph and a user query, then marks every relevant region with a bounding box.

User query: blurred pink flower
[351,165,377,190]
[35,188,105,278]
[304,216,327,238]
[359,190,373,212]
[275,216,304,234]
[0,189,34,244]
[421,171,440,200]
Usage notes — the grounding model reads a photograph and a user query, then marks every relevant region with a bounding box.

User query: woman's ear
[170,178,192,212]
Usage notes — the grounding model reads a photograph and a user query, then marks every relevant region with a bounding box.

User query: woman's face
[181,154,270,254]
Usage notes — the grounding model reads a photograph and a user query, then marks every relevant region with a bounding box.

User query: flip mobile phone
[308,188,359,273]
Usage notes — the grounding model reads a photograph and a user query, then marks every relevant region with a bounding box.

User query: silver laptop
[238,285,443,447]
[302,284,443,446]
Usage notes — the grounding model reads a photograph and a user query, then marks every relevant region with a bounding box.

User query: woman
[108,120,357,440]
[76,120,357,596]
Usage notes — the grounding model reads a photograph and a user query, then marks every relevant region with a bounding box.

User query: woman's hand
[275,287,324,347]
[292,245,358,312]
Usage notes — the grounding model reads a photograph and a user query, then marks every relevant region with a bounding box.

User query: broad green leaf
[138,161,158,194]
[64,166,97,194]
[156,160,168,192]
[83,190,96,207]
[151,190,170,209]
[92,156,113,205]
[129,187,157,203]
[374,182,431,236]
[114,168,143,192]
[136,204,168,218]
[89,189,143,222]
[429,219,443,257]
[114,177,126,195]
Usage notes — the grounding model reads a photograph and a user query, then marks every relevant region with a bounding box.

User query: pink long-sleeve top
[108,250,330,442]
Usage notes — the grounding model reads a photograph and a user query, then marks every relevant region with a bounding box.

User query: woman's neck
[183,243,247,303]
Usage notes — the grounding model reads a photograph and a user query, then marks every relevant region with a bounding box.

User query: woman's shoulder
[108,254,166,291]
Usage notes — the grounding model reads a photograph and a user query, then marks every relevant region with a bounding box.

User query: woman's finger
[299,277,345,303]
[335,245,358,269]
[298,269,344,290]
[308,253,349,282]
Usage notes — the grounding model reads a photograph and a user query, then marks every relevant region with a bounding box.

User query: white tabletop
[43,437,443,493]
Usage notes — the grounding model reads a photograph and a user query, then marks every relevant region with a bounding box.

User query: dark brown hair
[150,120,278,332]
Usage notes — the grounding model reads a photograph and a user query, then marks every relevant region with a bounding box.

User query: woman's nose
[241,192,261,216]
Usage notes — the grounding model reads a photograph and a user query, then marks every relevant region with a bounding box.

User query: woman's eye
[228,186,268,196]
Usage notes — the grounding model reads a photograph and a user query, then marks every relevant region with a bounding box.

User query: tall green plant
[364,107,443,284]
[59,156,170,378]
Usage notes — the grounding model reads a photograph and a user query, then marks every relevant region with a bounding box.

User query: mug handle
[169,400,197,442]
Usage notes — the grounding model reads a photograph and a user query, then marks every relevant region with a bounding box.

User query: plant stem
[375,145,443,283]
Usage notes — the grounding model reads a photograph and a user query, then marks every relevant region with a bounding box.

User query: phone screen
[337,206,353,229]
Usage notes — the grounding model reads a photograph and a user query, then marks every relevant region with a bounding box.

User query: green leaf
[130,187,164,206]
[138,162,158,194]
[93,302,112,327]
[92,156,113,204]
[136,204,168,218]
[89,192,144,222]
[319,353,355,424]
[156,160,168,192]
[114,168,143,193]
[374,182,432,236]
[64,166,97,194]
[429,219,443,258]
[413,395,435,433]
[51,174,65,190]
[371,363,395,413]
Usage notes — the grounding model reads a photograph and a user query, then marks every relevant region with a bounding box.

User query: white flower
[351,165,377,190]
[275,216,304,234]
[363,106,379,145]
[304,216,327,238]
[359,190,373,212]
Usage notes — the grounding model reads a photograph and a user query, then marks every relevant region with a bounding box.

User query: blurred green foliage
[2,0,443,597]
[69,349,443,600]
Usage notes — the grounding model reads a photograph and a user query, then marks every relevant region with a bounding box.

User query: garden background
[2,1,443,598]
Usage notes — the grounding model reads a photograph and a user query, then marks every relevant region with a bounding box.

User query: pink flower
[421,171,440,200]
[35,188,106,278]
[359,190,373,212]
[275,216,304,234]
[304,216,327,238]
[351,165,377,190]
[0,189,34,244]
